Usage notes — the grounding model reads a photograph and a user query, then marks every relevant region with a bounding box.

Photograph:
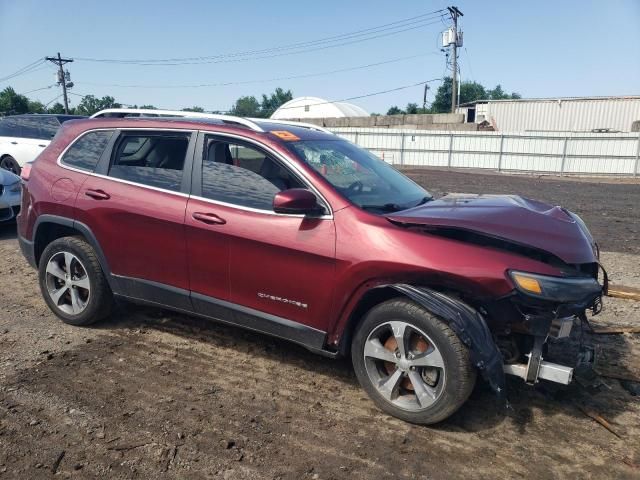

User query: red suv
[17,109,604,424]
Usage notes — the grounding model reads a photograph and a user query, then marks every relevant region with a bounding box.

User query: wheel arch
[337,283,505,396]
[33,215,113,287]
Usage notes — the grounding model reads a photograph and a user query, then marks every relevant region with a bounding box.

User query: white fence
[330,128,640,176]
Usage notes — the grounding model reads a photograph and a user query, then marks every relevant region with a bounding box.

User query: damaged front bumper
[503,316,578,385]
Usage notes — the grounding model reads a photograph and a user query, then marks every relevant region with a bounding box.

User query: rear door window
[61,130,114,171]
[108,132,191,192]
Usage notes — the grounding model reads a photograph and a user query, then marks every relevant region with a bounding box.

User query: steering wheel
[346,180,364,194]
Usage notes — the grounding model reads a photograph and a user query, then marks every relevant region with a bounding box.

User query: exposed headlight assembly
[9,182,21,193]
[509,270,602,304]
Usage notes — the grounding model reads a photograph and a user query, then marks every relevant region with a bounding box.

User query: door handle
[10,141,17,145]
[192,212,226,225]
[38,144,46,148]
[85,189,111,200]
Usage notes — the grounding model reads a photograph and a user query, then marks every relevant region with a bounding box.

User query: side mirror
[273,188,322,215]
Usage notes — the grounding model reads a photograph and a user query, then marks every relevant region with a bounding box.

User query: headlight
[9,182,21,193]
[509,270,601,303]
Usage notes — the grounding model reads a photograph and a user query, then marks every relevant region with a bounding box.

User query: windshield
[287,139,431,213]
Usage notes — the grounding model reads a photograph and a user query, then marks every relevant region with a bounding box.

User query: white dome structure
[271,96,369,119]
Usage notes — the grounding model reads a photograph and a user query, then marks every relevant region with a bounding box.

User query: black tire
[38,236,113,326]
[0,156,21,175]
[351,297,476,425]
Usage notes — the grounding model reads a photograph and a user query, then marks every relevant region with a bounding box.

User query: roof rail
[252,118,334,135]
[90,108,265,132]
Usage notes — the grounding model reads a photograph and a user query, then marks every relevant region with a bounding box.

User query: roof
[459,95,640,107]
[271,96,369,119]
[64,116,338,142]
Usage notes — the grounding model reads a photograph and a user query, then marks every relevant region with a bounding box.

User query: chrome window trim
[55,127,334,219]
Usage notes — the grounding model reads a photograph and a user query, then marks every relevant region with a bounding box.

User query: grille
[0,185,4,196]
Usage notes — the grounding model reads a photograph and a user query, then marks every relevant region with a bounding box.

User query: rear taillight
[20,162,32,181]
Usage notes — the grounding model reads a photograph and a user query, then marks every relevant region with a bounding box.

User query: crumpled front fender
[389,284,505,397]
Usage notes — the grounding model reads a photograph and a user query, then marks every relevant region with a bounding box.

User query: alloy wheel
[45,251,91,315]
[363,321,446,411]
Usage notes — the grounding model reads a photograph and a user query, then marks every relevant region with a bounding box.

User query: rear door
[186,133,336,340]
[74,128,195,309]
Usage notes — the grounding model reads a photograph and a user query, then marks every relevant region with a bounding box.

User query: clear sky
[1,0,639,113]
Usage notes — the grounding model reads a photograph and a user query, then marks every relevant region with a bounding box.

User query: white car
[0,168,21,223]
[0,114,85,174]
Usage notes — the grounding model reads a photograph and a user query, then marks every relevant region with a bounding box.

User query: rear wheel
[0,156,20,175]
[352,298,476,424]
[38,236,113,326]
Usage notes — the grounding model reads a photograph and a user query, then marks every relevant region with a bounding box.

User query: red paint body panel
[386,194,597,265]
[18,116,601,352]
[186,198,336,331]
[74,177,190,290]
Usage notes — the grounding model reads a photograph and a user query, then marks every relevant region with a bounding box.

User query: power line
[77,52,440,89]
[75,19,446,67]
[21,84,58,95]
[44,93,63,108]
[0,59,46,83]
[463,47,475,83]
[73,79,444,114]
[265,78,444,112]
[75,9,446,65]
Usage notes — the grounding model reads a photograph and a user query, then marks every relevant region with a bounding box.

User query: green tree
[0,87,30,115]
[487,84,521,100]
[431,77,521,113]
[47,102,66,114]
[28,100,45,113]
[386,106,404,115]
[259,87,293,118]
[75,95,121,116]
[182,106,205,113]
[229,96,261,117]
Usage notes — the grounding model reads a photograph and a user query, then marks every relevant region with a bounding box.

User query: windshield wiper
[360,203,404,212]
[412,196,433,207]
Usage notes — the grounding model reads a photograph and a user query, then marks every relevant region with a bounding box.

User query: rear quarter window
[61,130,114,172]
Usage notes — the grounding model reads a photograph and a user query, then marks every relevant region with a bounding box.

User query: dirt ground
[1,170,639,479]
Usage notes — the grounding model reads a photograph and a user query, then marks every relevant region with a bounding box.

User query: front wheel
[38,236,114,326]
[351,298,476,424]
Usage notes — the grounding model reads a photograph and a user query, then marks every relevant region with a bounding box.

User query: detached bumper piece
[503,316,586,386]
[504,359,574,385]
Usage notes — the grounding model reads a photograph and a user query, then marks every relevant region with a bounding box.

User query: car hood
[0,168,20,186]
[386,194,597,265]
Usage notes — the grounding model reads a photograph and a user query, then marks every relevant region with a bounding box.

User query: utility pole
[45,53,74,113]
[423,84,429,111]
[447,6,463,113]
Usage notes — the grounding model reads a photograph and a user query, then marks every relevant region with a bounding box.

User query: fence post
[354,131,359,145]
[447,133,454,168]
[560,136,569,175]
[634,131,640,177]
[399,133,406,166]
[497,134,504,171]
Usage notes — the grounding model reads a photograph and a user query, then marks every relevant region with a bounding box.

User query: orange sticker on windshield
[270,130,300,141]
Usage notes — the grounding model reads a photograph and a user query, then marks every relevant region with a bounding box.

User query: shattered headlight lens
[509,270,601,303]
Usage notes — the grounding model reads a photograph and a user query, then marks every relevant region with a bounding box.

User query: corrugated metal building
[458,96,640,133]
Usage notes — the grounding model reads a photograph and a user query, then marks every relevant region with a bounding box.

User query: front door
[187,134,336,341]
